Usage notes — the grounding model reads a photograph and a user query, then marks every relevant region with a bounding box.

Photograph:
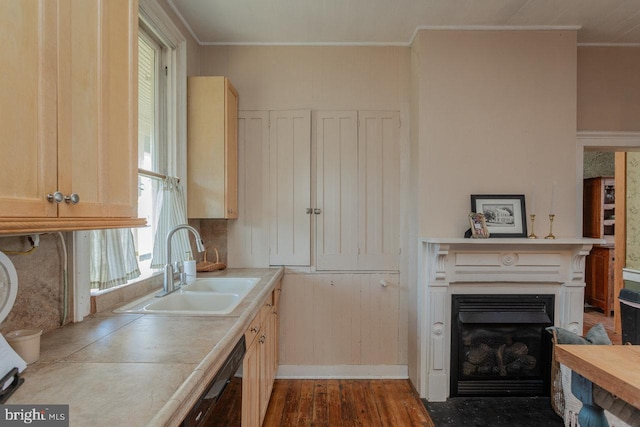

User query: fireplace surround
[417,238,601,401]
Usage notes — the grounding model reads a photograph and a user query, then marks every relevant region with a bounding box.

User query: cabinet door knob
[64,193,80,205]
[251,326,260,333]
[47,192,64,204]
[314,208,321,214]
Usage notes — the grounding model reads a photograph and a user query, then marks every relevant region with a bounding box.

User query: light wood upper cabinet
[0,0,58,219]
[58,0,139,219]
[0,0,143,234]
[187,76,239,219]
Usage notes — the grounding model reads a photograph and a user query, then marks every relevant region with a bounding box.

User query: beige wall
[199,46,411,110]
[413,30,578,237]
[578,47,640,132]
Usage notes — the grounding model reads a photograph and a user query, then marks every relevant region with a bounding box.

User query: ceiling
[166,0,640,46]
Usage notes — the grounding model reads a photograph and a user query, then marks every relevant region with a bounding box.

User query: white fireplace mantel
[417,237,603,401]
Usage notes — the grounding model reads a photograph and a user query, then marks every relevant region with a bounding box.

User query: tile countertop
[7,267,284,427]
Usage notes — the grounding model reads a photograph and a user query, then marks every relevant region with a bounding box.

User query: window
[135,25,167,277]
[133,0,188,275]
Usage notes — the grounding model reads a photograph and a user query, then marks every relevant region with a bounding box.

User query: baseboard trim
[276,365,408,379]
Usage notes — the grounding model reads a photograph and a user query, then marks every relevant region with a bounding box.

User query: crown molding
[408,25,581,46]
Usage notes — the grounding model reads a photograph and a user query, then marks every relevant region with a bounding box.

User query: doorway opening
[579,132,640,340]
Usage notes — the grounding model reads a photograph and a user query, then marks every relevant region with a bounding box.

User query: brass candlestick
[528,214,538,239]
[545,214,556,239]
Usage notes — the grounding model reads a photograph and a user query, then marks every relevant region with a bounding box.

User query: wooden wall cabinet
[0,0,143,235]
[242,281,280,427]
[583,177,615,315]
[187,77,239,219]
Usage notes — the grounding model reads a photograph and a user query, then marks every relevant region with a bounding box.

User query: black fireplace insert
[450,294,554,397]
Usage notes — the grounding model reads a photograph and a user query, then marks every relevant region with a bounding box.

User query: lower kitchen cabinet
[242,281,280,426]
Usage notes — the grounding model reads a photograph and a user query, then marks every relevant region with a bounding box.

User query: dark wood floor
[583,306,622,344]
[212,309,617,426]
[263,379,434,427]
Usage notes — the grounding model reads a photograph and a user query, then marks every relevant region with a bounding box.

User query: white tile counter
[7,268,284,427]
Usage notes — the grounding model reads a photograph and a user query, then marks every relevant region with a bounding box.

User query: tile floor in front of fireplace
[422,396,563,426]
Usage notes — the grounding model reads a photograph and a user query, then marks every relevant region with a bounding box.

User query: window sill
[90,272,163,314]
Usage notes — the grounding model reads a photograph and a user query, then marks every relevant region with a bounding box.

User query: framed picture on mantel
[471,194,527,238]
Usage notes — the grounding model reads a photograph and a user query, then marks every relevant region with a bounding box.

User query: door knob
[64,193,80,204]
[47,192,64,204]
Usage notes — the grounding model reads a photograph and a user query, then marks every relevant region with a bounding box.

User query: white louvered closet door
[269,110,312,266]
[358,111,400,271]
[228,111,270,267]
[315,111,359,270]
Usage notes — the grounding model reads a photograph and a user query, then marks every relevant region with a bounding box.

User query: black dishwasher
[182,336,245,427]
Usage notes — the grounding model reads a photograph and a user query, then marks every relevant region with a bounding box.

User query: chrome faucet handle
[173,260,182,272]
[179,272,188,286]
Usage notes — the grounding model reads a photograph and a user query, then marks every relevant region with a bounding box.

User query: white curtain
[90,229,141,290]
[150,176,192,268]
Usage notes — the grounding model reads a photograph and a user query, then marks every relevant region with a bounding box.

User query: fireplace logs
[463,340,537,377]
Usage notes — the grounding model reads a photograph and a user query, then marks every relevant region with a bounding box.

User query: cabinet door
[228,111,270,267]
[241,339,260,427]
[358,111,400,270]
[57,0,138,218]
[315,111,359,270]
[225,81,239,218]
[585,246,614,314]
[187,77,238,219]
[0,0,58,217]
[258,322,271,423]
[269,110,311,265]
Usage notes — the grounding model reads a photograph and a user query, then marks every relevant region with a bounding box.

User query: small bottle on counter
[183,251,196,284]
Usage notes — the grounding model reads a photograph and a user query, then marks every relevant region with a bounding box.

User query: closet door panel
[228,111,270,267]
[315,111,358,270]
[269,110,311,266]
[358,111,400,271]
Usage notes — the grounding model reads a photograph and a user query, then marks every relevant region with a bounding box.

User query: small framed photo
[468,213,490,238]
[470,194,527,238]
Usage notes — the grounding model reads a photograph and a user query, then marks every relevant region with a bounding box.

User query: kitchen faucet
[160,224,206,296]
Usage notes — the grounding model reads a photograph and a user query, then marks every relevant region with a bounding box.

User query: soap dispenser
[183,251,196,284]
